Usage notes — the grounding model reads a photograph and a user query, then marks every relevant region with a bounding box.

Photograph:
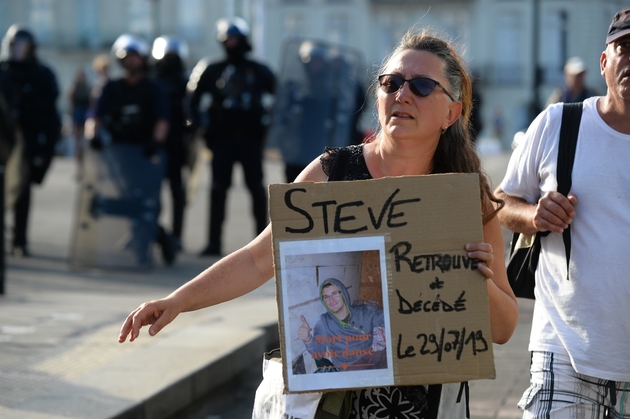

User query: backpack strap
[557,102,583,279]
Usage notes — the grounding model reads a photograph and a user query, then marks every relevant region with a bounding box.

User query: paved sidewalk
[1,149,533,419]
[1,155,283,419]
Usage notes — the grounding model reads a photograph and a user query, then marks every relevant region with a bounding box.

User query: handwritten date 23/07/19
[397,327,489,362]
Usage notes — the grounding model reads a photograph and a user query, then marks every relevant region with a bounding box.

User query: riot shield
[70,143,165,270]
[266,39,365,177]
[184,132,206,205]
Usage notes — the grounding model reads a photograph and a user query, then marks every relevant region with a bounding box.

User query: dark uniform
[189,17,276,256]
[151,36,190,251]
[469,82,483,145]
[97,77,168,151]
[0,25,61,256]
[0,70,15,166]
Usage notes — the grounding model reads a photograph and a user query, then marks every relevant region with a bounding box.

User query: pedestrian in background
[469,77,484,145]
[546,56,598,106]
[188,16,276,257]
[67,67,91,166]
[151,35,190,253]
[0,24,61,257]
[119,27,518,418]
[496,8,630,417]
[89,53,110,116]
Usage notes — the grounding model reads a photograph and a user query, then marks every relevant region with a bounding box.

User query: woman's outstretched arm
[119,156,328,343]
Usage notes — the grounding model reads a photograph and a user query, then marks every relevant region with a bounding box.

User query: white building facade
[0,0,623,147]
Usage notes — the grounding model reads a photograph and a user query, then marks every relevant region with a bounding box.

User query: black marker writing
[390,242,479,273]
[396,327,489,362]
[283,188,420,234]
[396,290,467,314]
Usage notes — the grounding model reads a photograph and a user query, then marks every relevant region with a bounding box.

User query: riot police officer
[0,25,61,257]
[151,35,190,252]
[188,17,276,257]
[86,34,175,265]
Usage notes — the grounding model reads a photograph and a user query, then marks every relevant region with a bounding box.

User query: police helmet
[298,41,329,64]
[1,24,37,61]
[111,34,150,61]
[152,35,189,61]
[215,17,250,43]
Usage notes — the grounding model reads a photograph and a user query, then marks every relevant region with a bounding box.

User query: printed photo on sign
[278,236,395,392]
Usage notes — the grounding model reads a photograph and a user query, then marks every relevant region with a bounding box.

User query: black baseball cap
[607,8,630,44]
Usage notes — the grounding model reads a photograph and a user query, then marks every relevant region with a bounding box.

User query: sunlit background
[0,0,621,150]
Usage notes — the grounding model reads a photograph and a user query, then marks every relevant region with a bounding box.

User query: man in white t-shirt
[495,8,630,418]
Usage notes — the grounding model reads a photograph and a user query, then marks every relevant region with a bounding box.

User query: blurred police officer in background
[86,34,175,265]
[268,39,366,183]
[0,24,61,257]
[188,17,276,257]
[151,35,190,253]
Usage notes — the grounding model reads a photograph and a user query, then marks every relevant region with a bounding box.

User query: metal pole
[253,0,266,59]
[529,0,542,122]
[1,164,5,295]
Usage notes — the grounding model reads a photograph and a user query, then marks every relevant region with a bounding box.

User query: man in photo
[297,278,387,372]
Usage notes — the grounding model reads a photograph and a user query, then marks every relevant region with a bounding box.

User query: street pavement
[1,144,533,419]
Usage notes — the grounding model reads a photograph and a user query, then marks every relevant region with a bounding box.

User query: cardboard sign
[269,173,495,393]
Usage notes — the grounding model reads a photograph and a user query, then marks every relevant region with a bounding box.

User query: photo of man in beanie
[297,278,387,373]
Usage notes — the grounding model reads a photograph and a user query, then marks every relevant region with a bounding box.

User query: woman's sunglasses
[378,74,456,102]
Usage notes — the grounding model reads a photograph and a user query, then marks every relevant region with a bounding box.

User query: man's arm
[119,156,329,343]
[495,188,578,236]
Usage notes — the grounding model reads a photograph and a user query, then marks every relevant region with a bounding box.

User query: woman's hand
[465,242,495,280]
[118,297,182,343]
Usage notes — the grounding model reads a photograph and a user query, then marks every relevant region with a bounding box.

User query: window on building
[284,14,307,40]
[491,10,524,85]
[540,10,566,86]
[29,0,55,46]
[77,0,99,48]
[327,13,349,46]
[232,0,253,22]
[0,3,5,36]
[441,9,469,48]
[377,14,407,58]
[128,0,153,39]
[178,0,202,40]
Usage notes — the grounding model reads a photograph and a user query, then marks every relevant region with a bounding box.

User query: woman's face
[377,49,460,144]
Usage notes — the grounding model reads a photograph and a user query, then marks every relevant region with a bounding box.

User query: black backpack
[507,102,583,299]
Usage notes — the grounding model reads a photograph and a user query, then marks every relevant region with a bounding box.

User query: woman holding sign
[119,28,518,418]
